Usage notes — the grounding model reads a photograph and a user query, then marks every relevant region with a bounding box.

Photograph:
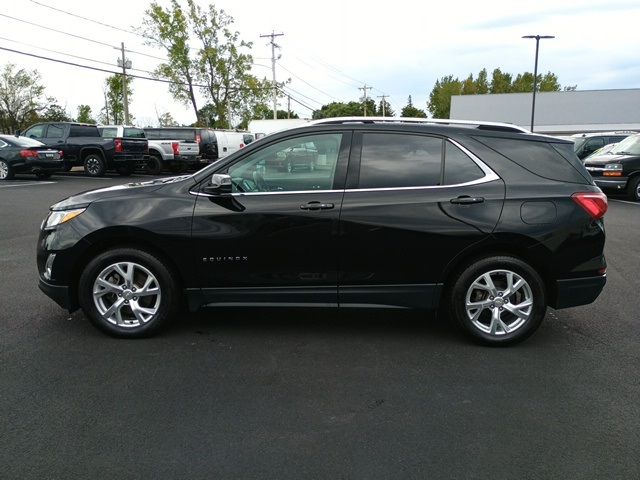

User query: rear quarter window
[473,136,589,184]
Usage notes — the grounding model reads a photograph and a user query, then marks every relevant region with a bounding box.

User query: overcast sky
[1,0,639,126]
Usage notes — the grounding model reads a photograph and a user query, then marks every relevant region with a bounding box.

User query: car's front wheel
[78,248,178,338]
[627,176,640,202]
[448,256,546,346]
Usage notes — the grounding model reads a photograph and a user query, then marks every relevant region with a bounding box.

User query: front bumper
[38,277,75,311]
[593,178,627,191]
[551,275,607,309]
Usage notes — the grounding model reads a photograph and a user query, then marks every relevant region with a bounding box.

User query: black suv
[37,118,608,345]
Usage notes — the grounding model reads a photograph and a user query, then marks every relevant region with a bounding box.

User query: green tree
[489,68,512,93]
[401,95,427,118]
[251,103,299,120]
[157,111,179,127]
[186,0,269,128]
[312,101,364,119]
[143,0,201,124]
[376,98,395,117]
[539,71,561,92]
[428,76,462,118]
[40,102,72,122]
[511,72,535,93]
[76,104,96,124]
[461,74,477,95]
[0,63,46,133]
[475,68,489,94]
[103,74,133,125]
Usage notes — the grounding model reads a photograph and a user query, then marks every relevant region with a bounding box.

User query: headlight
[44,208,86,229]
[604,163,623,170]
[603,164,623,177]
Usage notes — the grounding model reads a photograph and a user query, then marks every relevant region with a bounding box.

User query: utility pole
[260,31,284,120]
[377,94,389,117]
[103,89,110,124]
[359,84,372,116]
[287,95,291,119]
[117,42,132,124]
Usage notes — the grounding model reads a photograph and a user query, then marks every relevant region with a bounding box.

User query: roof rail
[308,116,530,134]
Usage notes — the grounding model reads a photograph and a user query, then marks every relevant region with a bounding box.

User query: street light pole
[522,35,554,132]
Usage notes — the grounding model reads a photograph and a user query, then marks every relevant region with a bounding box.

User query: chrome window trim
[0,140,7,148]
[190,137,501,197]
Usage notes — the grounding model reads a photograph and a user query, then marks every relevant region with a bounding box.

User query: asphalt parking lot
[1,173,639,479]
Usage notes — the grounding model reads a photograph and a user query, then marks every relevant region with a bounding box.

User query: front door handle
[300,201,335,211]
[450,195,485,205]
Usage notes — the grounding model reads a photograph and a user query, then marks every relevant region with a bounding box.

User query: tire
[78,248,179,338]
[83,153,106,177]
[62,164,72,172]
[448,256,546,346]
[627,176,640,202]
[145,154,163,175]
[0,159,14,180]
[116,164,134,176]
[35,172,52,179]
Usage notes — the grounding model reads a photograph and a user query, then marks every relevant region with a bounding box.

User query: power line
[0,45,208,88]
[290,55,361,88]
[277,87,314,112]
[0,35,157,76]
[0,12,168,62]
[281,85,323,106]
[278,63,339,101]
[29,0,149,39]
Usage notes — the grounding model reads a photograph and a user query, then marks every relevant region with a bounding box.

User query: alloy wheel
[0,160,8,179]
[465,269,533,336]
[92,261,162,328]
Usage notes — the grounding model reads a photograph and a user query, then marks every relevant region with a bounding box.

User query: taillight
[196,134,201,144]
[20,149,38,158]
[572,192,608,220]
[239,143,245,149]
[172,142,180,156]
[114,138,123,153]
[58,150,64,158]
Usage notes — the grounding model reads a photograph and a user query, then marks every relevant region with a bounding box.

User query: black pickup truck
[21,122,147,177]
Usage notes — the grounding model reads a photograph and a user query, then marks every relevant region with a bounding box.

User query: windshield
[572,137,586,151]
[612,135,640,155]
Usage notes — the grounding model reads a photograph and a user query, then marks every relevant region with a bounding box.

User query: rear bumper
[551,275,607,309]
[38,278,75,311]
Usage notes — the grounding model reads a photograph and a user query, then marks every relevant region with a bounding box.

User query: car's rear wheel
[78,248,178,338]
[145,154,163,175]
[84,153,105,177]
[0,159,14,180]
[448,256,546,346]
[627,176,640,202]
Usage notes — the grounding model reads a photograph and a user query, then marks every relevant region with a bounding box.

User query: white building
[450,88,640,135]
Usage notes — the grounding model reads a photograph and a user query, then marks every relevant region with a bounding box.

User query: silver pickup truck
[143,128,200,173]
[98,125,199,174]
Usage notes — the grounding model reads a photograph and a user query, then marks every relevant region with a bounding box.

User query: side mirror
[202,173,232,195]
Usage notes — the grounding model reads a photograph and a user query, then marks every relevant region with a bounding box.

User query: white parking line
[610,199,640,206]
[0,181,55,188]
[58,175,112,180]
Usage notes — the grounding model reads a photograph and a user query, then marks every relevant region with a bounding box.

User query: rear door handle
[450,196,485,205]
[300,201,335,211]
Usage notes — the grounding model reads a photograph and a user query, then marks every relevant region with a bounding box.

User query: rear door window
[358,133,442,188]
[69,125,99,137]
[99,127,118,138]
[46,124,65,139]
[443,141,484,185]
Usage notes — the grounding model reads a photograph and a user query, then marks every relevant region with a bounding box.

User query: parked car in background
[38,117,607,346]
[143,128,200,172]
[0,135,63,180]
[22,122,143,177]
[572,131,634,159]
[584,133,640,201]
